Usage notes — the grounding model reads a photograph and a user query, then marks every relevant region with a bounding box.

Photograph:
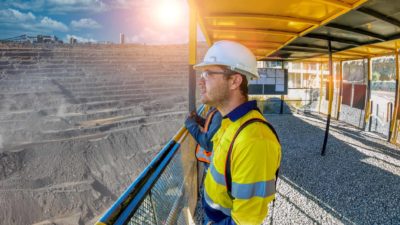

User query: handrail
[96,105,204,225]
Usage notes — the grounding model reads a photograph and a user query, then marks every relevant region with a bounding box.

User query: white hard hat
[194,40,259,80]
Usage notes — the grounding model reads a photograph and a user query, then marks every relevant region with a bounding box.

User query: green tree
[372,71,380,81]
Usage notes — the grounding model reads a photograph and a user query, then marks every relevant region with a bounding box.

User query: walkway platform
[261,113,400,225]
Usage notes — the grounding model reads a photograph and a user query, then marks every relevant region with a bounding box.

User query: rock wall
[0,43,206,225]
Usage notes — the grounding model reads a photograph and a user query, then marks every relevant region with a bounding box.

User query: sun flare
[156,0,183,26]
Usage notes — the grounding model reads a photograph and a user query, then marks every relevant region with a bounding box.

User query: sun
[156,0,183,26]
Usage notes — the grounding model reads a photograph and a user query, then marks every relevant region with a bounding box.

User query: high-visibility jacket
[203,100,281,225]
[195,108,218,163]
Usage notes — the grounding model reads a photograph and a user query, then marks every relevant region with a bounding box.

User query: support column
[280,61,284,114]
[318,63,323,114]
[390,49,399,143]
[336,61,343,119]
[321,40,334,156]
[300,62,304,88]
[185,5,199,223]
[188,6,197,112]
[364,58,372,130]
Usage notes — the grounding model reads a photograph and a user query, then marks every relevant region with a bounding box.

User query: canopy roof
[190,0,400,61]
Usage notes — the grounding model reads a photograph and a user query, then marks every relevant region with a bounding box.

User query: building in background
[0,34,63,44]
[69,37,77,44]
[120,33,125,44]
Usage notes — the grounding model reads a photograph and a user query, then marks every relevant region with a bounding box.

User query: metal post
[188,5,197,112]
[363,58,372,130]
[369,100,373,132]
[318,63,323,114]
[336,61,343,119]
[187,4,200,221]
[280,61,284,114]
[375,104,379,131]
[388,102,393,141]
[321,40,334,156]
[387,102,392,123]
[389,49,399,142]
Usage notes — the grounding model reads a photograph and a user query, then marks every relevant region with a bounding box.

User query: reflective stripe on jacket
[204,101,281,225]
[195,109,218,163]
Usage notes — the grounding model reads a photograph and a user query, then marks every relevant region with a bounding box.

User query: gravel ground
[261,112,400,225]
[194,111,399,225]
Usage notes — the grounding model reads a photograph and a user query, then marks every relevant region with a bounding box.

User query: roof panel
[293,36,354,50]
[311,26,377,43]
[190,0,368,59]
[358,20,400,37]
[269,0,400,61]
[297,38,400,63]
[364,0,400,16]
[330,10,377,26]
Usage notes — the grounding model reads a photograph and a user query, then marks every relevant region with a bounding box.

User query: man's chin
[200,97,209,105]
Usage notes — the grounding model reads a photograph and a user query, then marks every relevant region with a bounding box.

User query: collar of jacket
[223,100,258,122]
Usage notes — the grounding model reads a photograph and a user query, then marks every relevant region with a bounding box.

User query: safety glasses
[200,69,237,80]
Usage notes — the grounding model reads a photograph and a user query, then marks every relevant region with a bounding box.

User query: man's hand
[187,111,204,125]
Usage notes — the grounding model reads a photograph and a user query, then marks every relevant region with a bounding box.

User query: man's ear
[229,74,242,90]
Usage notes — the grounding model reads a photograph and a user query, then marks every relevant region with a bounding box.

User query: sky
[0,0,202,44]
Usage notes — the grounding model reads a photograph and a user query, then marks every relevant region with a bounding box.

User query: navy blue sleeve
[204,112,222,150]
[184,111,222,151]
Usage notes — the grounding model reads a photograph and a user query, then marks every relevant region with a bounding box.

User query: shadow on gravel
[302,112,400,161]
[267,113,400,225]
[261,97,293,115]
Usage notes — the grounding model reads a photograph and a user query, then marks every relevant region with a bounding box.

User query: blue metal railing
[96,106,204,225]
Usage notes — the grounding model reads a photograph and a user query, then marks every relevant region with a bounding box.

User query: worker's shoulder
[238,109,268,129]
[236,110,278,142]
[212,110,223,120]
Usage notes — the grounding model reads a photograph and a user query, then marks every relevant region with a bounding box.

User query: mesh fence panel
[127,150,186,225]
[152,150,184,224]
[128,194,157,225]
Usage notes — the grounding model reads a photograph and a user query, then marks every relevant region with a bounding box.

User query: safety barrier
[252,87,320,114]
[96,106,204,225]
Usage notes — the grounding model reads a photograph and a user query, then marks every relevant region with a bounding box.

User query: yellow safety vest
[204,109,281,225]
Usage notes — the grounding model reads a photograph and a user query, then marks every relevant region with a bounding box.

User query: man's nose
[198,78,205,85]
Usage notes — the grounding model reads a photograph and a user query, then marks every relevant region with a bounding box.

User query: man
[193,40,281,225]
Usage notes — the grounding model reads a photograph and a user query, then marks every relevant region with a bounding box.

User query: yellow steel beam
[301,0,368,36]
[328,61,334,115]
[318,63,324,113]
[312,0,352,9]
[390,49,400,143]
[212,39,285,47]
[206,13,320,25]
[267,0,368,57]
[251,47,277,51]
[292,57,342,63]
[345,50,375,56]
[364,57,372,125]
[336,61,343,119]
[188,2,198,112]
[211,27,298,37]
[188,0,211,46]
[245,44,282,51]
[94,222,107,225]
[369,44,397,51]
[189,4,197,65]
[335,52,369,57]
